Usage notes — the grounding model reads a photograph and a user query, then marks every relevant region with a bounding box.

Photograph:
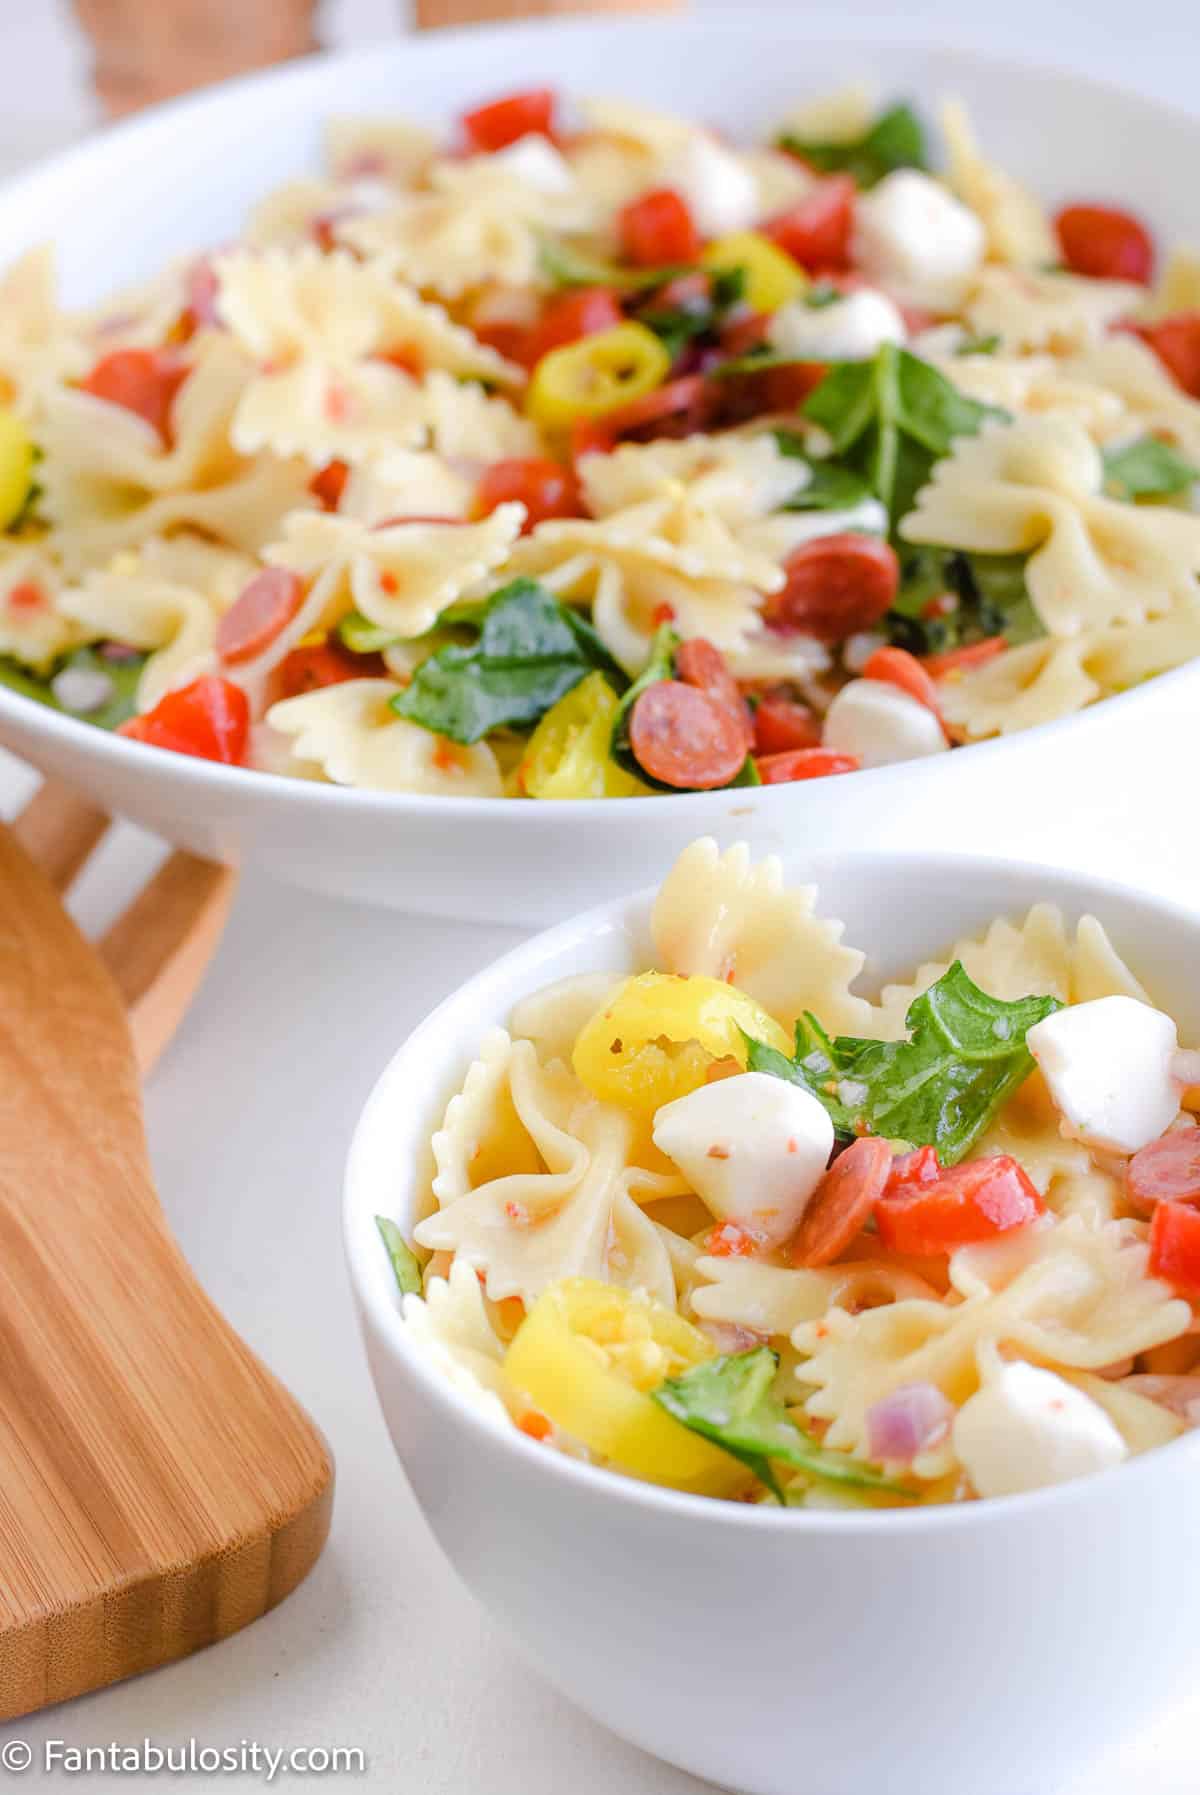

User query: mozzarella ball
[853,169,985,311]
[768,287,907,362]
[822,678,949,769]
[1027,995,1183,1155]
[953,1362,1128,1499]
[662,134,760,238]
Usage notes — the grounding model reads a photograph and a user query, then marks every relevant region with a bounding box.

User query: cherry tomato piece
[618,188,700,268]
[791,1137,893,1267]
[764,533,900,642]
[628,680,747,789]
[476,457,582,531]
[921,637,1007,680]
[861,645,942,716]
[875,1154,1044,1256]
[461,88,556,153]
[1127,1127,1200,1219]
[1126,312,1200,399]
[763,175,856,272]
[1148,1199,1200,1296]
[524,287,625,368]
[80,349,189,444]
[216,569,305,666]
[751,690,821,755]
[118,676,249,765]
[1055,203,1155,284]
[755,747,860,783]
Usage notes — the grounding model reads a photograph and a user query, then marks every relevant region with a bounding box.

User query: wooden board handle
[417,0,680,25]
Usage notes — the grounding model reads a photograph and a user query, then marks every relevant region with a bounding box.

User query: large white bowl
[345,845,1200,1795]
[3,20,1198,921]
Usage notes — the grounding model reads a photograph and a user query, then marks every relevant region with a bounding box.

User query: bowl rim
[2,19,1199,820]
[344,842,1200,1534]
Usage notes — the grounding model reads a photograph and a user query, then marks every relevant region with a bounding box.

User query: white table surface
[1,3,1198,1789]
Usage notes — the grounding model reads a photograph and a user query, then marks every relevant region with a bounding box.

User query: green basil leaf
[777,100,928,190]
[654,1347,912,1502]
[375,1215,422,1297]
[392,578,623,744]
[1102,436,1199,504]
[772,442,877,512]
[0,644,147,732]
[746,961,1062,1165]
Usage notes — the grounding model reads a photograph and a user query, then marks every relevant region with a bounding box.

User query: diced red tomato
[1148,1200,1200,1296]
[885,1145,942,1197]
[216,568,305,666]
[523,287,624,368]
[751,690,821,755]
[763,175,856,272]
[1125,313,1200,399]
[476,457,582,531]
[875,1154,1045,1256]
[764,533,900,641]
[921,637,1007,681]
[274,639,382,700]
[618,188,700,268]
[80,348,189,444]
[117,676,249,765]
[466,285,542,364]
[309,459,350,512]
[570,374,716,457]
[1055,203,1155,284]
[756,747,860,783]
[861,645,943,717]
[461,88,557,154]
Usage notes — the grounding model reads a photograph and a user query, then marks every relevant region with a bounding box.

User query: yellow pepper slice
[518,671,648,800]
[701,231,807,315]
[504,1278,748,1494]
[0,411,36,531]
[572,971,792,1118]
[525,322,671,430]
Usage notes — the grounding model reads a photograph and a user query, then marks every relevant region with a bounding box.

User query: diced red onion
[865,1382,954,1462]
[1120,1375,1200,1425]
[697,1320,766,1355]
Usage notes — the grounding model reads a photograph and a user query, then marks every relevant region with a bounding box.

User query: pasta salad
[379,839,1200,1507]
[4,86,1200,794]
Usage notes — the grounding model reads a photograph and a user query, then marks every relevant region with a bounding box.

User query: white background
[0,3,1197,1790]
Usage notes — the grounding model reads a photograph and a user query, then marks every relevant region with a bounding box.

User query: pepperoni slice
[752,690,821,756]
[763,534,900,642]
[675,637,754,751]
[756,747,859,783]
[80,348,189,444]
[791,1137,893,1268]
[216,568,305,666]
[1127,1127,1200,1219]
[628,680,747,790]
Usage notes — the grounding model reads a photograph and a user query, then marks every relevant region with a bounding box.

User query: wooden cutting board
[0,821,333,1720]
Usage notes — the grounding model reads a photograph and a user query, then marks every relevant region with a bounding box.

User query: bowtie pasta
[3,85,1200,790]
[378,839,1200,1508]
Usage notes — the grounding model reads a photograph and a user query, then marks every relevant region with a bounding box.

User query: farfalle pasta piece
[1061,334,1200,462]
[651,837,874,1035]
[938,603,1200,738]
[795,1217,1191,1476]
[509,973,625,1066]
[577,433,801,524]
[0,542,80,668]
[341,192,545,300]
[58,534,257,710]
[962,265,1142,355]
[338,449,475,525]
[866,902,1078,1038]
[324,115,437,186]
[690,1256,939,1342]
[414,1031,677,1306]
[900,413,1200,636]
[939,100,1056,269]
[266,679,503,795]
[935,350,1128,442]
[397,1259,514,1428]
[0,247,88,418]
[429,145,595,234]
[421,369,540,462]
[265,504,522,638]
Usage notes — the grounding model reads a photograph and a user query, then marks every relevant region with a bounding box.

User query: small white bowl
[345,847,1200,1795]
[1,20,1198,920]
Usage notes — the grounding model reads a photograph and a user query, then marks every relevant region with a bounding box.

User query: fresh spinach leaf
[654,1347,912,1502]
[803,345,1005,531]
[777,100,928,190]
[0,643,147,732]
[1102,436,1199,504]
[391,578,624,744]
[746,961,1062,1165]
[375,1216,422,1297]
[780,457,877,514]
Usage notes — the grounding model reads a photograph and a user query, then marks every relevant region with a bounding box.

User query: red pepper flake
[324,381,350,423]
[705,1222,760,1258]
[504,1200,530,1226]
[786,1137,799,1155]
[651,602,677,627]
[609,1037,624,1054]
[7,581,46,613]
[432,738,463,773]
[379,570,399,594]
[518,1411,553,1441]
[706,1143,732,1160]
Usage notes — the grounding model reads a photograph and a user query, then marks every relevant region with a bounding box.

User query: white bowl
[4,20,1198,921]
[345,846,1200,1795]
